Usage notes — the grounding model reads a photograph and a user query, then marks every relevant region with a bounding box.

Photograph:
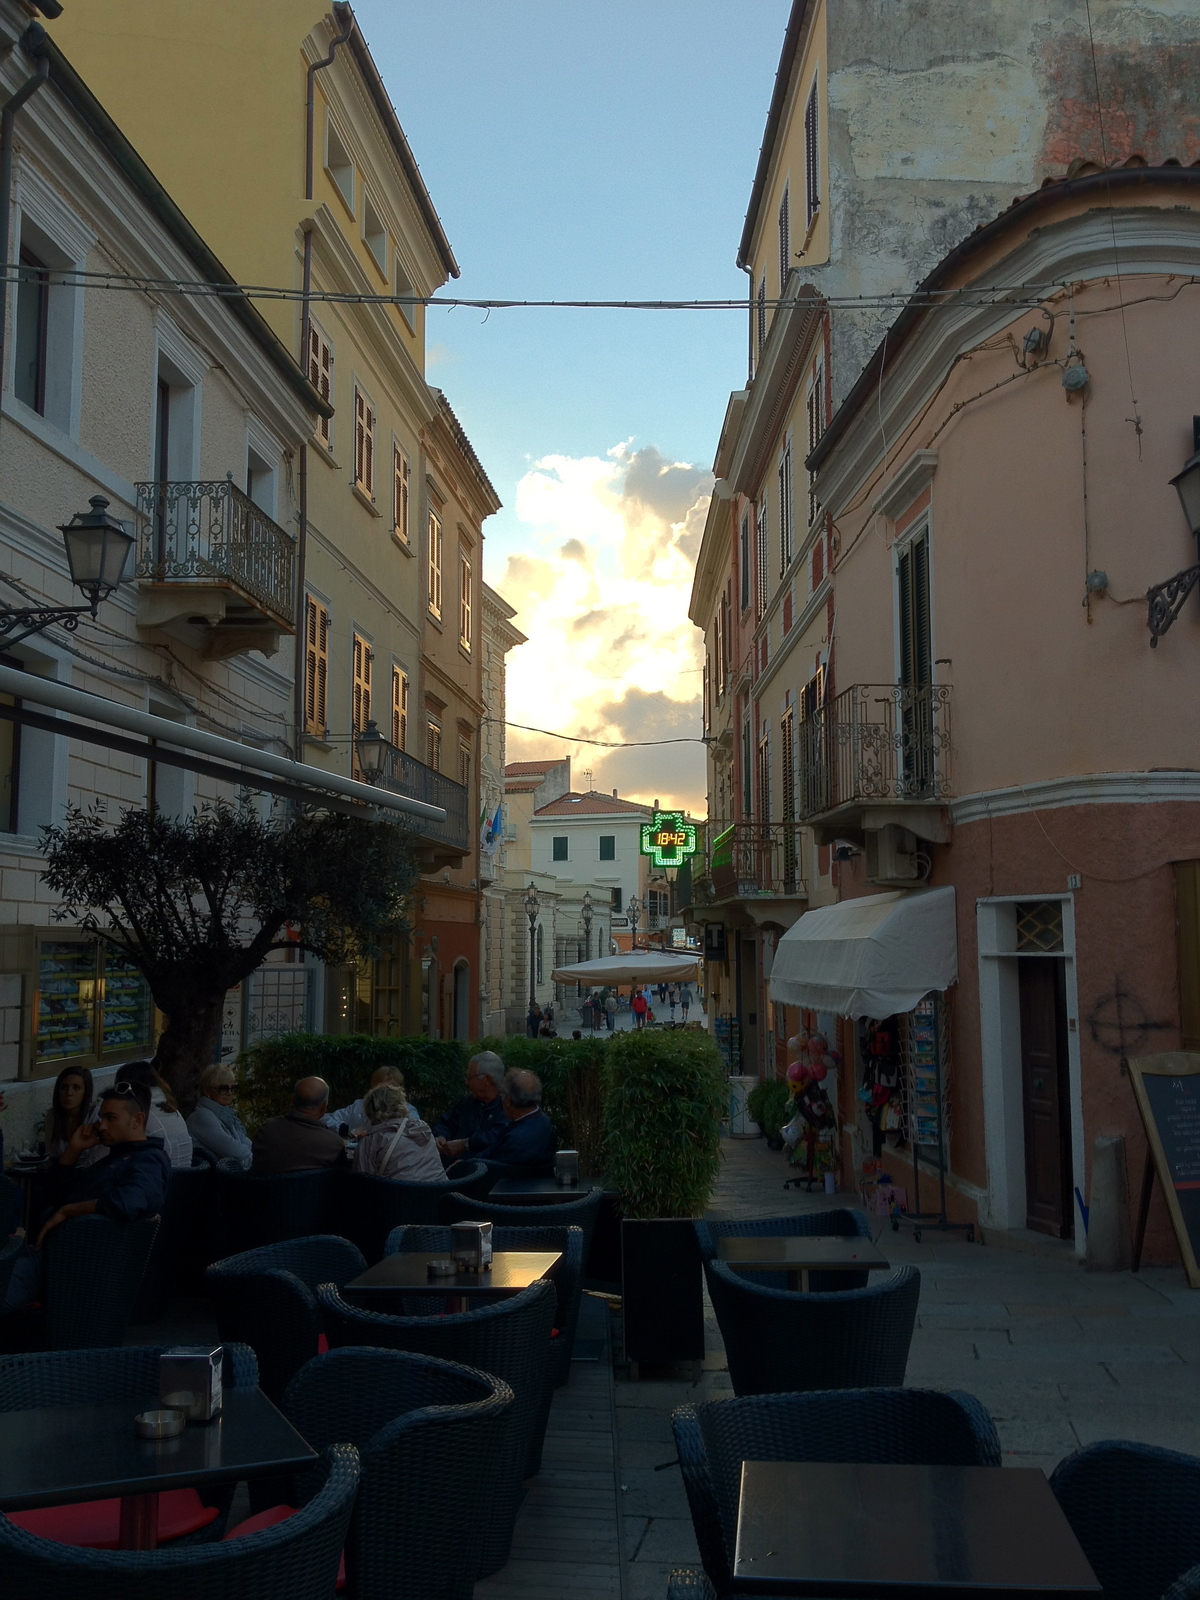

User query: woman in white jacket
[186,1064,252,1167]
[352,1082,445,1183]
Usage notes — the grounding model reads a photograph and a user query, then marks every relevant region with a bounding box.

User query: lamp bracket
[1147,556,1200,646]
[0,601,96,649]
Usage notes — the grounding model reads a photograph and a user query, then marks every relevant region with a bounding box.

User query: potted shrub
[748,1079,792,1151]
[601,1029,725,1367]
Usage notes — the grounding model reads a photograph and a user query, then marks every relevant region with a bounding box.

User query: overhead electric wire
[485,717,705,747]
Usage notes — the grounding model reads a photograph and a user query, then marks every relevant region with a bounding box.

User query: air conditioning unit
[865,825,929,884]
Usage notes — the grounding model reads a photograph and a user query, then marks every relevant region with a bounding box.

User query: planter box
[621,1217,704,1365]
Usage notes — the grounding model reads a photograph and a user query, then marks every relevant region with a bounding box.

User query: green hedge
[747,1078,791,1138]
[237,1033,470,1133]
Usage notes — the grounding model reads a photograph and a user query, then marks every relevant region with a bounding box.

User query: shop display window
[35,939,153,1067]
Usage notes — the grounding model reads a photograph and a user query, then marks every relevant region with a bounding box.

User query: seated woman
[352,1082,446,1183]
[43,1065,94,1159]
[187,1063,252,1166]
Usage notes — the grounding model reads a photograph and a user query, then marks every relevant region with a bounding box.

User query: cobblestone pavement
[617,1134,1200,1600]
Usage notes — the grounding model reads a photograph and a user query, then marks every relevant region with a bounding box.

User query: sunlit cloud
[494,443,710,814]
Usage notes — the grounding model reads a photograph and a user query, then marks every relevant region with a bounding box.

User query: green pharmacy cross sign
[639,810,697,869]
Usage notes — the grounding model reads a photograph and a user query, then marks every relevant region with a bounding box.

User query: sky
[354,1,793,814]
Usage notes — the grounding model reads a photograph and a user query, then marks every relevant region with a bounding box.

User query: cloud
[493,441,711,814]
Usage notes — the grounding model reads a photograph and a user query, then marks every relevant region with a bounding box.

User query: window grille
[1015,902,1065,953]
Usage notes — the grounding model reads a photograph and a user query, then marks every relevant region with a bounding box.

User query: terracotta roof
[505,760,567,776]
[534,791,653,818]
[504,779,543,794]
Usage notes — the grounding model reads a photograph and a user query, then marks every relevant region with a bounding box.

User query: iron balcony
[374,741,470,865]
[687,821,808,910]
[798,683,952,829]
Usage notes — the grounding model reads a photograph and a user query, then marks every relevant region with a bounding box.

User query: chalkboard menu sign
[1128,1053,1200,1289]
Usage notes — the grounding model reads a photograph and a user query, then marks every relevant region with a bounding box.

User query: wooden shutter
[428,510,442,617]
[898,532,931,687]
[393,446,409,541]
[805,80,820,225]
[459,549,472,647]
[1177,863,1200,1050]
[352,632,373,736]
[755,498,769,619]
[779,443,793,572]
[308,326,332,445]
[778,184,790,291]
[354,389,375,494]
[807,367,824,529]
[304,597,329,734]
[392,665,408,750]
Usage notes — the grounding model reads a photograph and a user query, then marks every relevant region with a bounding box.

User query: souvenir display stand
[892,991,974,1243]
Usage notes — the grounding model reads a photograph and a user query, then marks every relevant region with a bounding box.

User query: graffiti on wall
[1088,977,1172,1070]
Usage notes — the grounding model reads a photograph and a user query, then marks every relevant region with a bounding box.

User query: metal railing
[376,743,470,854]
[135,479,296,626]
[704,822,807,900]
[798,684,951,819]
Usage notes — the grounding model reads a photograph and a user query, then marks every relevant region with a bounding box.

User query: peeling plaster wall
[802,0,1200,402]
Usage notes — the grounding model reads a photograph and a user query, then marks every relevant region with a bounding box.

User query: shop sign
[639,809,697,869]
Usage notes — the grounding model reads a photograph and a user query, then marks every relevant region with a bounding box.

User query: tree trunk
[155,993,227,1115]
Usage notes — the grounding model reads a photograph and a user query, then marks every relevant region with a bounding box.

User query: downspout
[0,42,50,404]
[294,6,353,757]
[741,262,754,386]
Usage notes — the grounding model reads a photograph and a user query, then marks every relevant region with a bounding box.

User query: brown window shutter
[1176,862,1200,1049]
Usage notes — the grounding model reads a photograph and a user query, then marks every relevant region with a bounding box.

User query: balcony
[376,742,470,867]
[798,683,952,843]
[681,822,807,928]
[135,480,295,659]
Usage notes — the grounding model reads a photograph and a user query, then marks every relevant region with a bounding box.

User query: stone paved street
[616,1135,1200,1600]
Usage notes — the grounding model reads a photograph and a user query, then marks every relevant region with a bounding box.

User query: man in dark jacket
[467,1069,556,1180]
[434,1051,507,1164]
[2,1078,170,1313]
[251,1077,346,1175]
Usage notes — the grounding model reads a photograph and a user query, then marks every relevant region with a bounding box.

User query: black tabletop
[733,1462,1100,1598]
[489,1177,608,1198]
[0,1387,315,1511]
[346,1249,561,1296]
[716,1235,890,1270]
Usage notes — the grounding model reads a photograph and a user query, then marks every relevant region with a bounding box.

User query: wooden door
[1019,958,1072,1237]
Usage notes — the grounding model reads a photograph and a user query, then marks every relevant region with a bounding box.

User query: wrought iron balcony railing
[798,683,952,820]
[376,742,470,856]
[704,821,807,901]
[135,479,296,627]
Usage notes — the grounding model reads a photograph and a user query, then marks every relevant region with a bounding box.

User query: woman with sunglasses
[43,1066,94,1159]
[186,1064,252,1166]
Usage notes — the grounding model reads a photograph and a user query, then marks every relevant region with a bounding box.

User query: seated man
[321,1065,419,1134]
[2,1078,170,1314]
[251,1077,346,1175]
[463,1068,556,1180]
[434,1050,507,1164]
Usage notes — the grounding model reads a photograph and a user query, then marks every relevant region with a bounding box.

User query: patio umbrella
[550,950,700,984]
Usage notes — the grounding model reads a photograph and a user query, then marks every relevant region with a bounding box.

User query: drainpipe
[0,43,50,402]
[741,262,754,386]
[294,6,353,758]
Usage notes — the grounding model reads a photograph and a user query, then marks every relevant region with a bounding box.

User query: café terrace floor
[142,1137,1200,1600]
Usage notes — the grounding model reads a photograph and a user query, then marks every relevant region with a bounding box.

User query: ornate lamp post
[627,894,642,950]
[580,889,594,963]
[524,882,540,1010]
[0,497,134,648]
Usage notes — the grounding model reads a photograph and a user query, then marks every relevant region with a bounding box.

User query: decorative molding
[14,158,97,264]
[872,451,938,521]
[952,770,1200,826]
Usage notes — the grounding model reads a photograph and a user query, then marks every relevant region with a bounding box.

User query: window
[779,441,794,573]
[459,548,472,649]
[395,260,416,332]
[804,79,820,226]
[304,597,329,734]
[325,118,355,212]
[740,514,751,610]
[713,607,723,703]
[14,248,48,414]
[307,324,333,448]
[757,728,771,823]
[755,496,769,619]
[599,835,615,861]
[426,719,442,771]
[458,743,472,789]
[427,509,443,618]
[391,665,408,750]
[741,719,753,816]
[756,274,767,356]
[353,388,375,497]
[351,632,373,776]
[806,366,825,528]
[552,836,568,861]
[778,184,790,292]
[392,445,409,542]
[0,656,22,833]
[611,887,623,914]
[362,191,387,275]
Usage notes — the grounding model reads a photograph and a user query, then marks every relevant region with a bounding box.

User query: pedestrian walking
[631,988,649,1030]
[526,1000,542,1039]
[604,992,617,1031]
[668,983,679,1020]
[679,983,692,1021]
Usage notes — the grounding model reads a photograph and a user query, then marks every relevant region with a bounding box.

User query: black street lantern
[1148,419,1200,646]
[354,718,388,783]
[580,888,594,963]
[0,495,134,649]
[524,883,540,1009]
[627,894,641,950]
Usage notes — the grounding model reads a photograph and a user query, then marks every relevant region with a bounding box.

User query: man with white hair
[466,1068,556,1180]
[434,1050,508,1162]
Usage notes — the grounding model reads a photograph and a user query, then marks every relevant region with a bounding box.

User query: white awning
[769,886,957,1019]
[550,951,700,985]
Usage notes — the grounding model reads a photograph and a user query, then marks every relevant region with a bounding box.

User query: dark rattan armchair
[42,1214,160,1350]
[215,1162,339,1253]
[703,1259,920,1397]
[673,1387,1001,1595]
[132,1161,216,1322]
[441,1187,603,1258]
[694,1208,873,1291]
[339,1163,490,1262]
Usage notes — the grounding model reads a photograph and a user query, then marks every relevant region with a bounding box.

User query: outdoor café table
[0,1384,315,1552]
[732,1461,1101,1599]
[489,1176,607,1202]
[344,1249,561,1313]
[716,1233,890,1292]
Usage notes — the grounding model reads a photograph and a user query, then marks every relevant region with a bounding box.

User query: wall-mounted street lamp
[524,882,540,1009]
[354,718,388,783]
[1148,420,1200,646]
[0,496,134,649]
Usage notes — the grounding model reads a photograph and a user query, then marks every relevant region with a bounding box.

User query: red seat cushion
[9,1489,217,1549]
[225,1505,345,1589]
[317,1333,329,1354]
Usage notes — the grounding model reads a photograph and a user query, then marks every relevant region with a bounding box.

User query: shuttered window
[393,445,409,543]
[392,665,408,751]
[806,366,825,529]
[756,274,767,355]
[354,387,375,496]
[757,728,771,824]
[459,549,472,648]
[898,531,931,688]
[1176,863,1200,1050]
[428,509,443,619]
[304,597,329,734]
[352,632,372,776]
[427,719,442,772]
[804,79,820,226]
[778,184,790,292]
[308,325,333,447]
[779,441,794,572]
[755,496,769,619]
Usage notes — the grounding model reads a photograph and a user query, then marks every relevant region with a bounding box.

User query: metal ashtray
[426,1259,457,1277]
[135,1408,185,1440]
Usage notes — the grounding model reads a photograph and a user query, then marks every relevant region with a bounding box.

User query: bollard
[1085,1134,1132,1272]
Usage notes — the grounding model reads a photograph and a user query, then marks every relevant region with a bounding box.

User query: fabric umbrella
[550,950,700,985]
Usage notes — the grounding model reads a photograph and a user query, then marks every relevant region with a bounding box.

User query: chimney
[653,797,659,809]
[612,788,618,798]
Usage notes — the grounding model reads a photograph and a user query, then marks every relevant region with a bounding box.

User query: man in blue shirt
[466,1069,556,1180]
[434,1051,507,1164]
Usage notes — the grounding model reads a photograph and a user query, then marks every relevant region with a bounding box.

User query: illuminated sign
[639,809,698,869]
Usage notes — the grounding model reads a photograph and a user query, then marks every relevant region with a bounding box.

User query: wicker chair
[215,1162,339,1253]
[703,1259,920,1397]
[206,1236,366,1403]
[673,1387,1001,1595]
[132,1161,217,1323]
[441,1187,603,1258]
[385,1223,584,1387]
[317,1278,556,1577]
[0,1232,22,1306]
[340,1163,490,1263]
[1050,1440,1200,1600]
[40,1214,160,1350]
[694,1208,872,1292]
[667,1572,717,1599]
[282,1347,513,1600]
[0,1343,260,1544]
[0,1443,358,1600]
